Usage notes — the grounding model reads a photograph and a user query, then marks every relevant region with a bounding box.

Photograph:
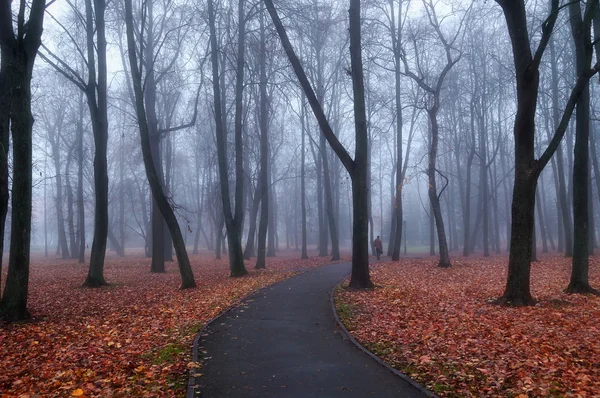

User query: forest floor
[335,254,600,397]
[0,251,342,397]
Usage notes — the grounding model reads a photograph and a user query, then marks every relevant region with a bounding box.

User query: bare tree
[124,0,196,289]
[496,0,599,305]
[207,0,248,277]
[0,0,47,321]
[264,0,373,288]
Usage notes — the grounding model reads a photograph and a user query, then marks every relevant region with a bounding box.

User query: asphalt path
[189,261,432,398]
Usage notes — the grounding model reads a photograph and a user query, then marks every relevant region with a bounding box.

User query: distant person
[373,236,383,260]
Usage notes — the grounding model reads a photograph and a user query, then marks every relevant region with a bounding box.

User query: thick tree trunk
[347,0,373,288]
[567,0,596,293]
[1,63,33,321]
[0,0,45,320]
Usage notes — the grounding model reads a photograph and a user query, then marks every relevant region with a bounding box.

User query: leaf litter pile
[335,255,600,397]
[1,253,338,397]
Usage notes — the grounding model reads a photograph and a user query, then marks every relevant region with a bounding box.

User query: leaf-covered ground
[335,255,600,397]
[0,252,338,397]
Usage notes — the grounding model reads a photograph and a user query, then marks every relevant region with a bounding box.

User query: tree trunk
[149,135,165,272]
[243,182,260,259]
[566,0,596,293]
[0,0,45,321]
[300,96,309,259]
[50,125,70,259]
[256,3,269,269]
[347,0,373,288]
[428,108,451,268]
[264,0,371,288]
[550,34,573,257]
[391,0,403,261]
[463,110,476,256]
[84,0,109,288]
[536,189,549,253]
[77,91,86,263]
[66,151,78,258]
[124,0,196,288]
[207,0,247,277]
[322,141,340,260]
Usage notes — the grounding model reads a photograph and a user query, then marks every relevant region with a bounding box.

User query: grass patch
[152,343,186,365]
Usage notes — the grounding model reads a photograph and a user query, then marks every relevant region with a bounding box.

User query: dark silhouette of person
[373,236,383,260]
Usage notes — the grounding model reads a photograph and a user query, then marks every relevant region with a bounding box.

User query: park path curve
[188,261,433,398]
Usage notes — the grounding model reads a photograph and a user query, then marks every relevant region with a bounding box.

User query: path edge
[186,261,339,398]
[330,276,438,398]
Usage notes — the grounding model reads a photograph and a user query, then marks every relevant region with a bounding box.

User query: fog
[2,0,599,314]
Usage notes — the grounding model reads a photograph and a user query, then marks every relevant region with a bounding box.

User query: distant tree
[400,0,468,268]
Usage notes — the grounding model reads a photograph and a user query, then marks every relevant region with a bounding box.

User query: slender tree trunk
[536,189,549,253]
[66,151,77,258]
[428,108,451,268]
[124,0,196,288]
[149,135,165,272]
[463,111,476,256]
[243,182,260,259]
[256,3,269,269]
[84,0,109,288]
[267,156,276,257]
[301,96,309,259]
[391,0,403,261]
[119,133,125,255]
[550,35,573,257]
[77,91,85,263]
[207,0,247,277]
[322,142,340,260]
[50,131,70,259]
